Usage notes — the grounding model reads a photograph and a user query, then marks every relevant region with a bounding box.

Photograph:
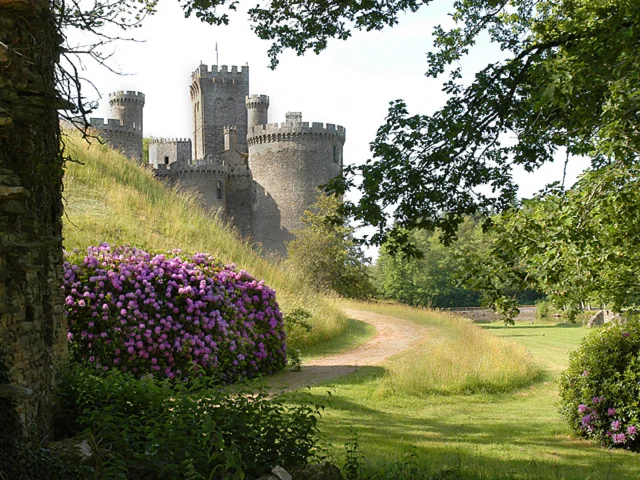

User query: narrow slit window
[216,180,223,200]
[164,155,169,165]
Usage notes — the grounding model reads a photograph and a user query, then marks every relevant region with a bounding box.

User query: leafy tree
[464,161,640,322]
[285,193,376,299]
[296,0,638,251]
[376,219,485,308]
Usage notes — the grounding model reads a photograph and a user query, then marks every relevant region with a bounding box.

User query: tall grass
[342,300,541,395]
[61,130,348,352]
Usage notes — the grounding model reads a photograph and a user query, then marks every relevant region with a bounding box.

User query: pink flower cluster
[63,244,286,382]
[578,397,638,447]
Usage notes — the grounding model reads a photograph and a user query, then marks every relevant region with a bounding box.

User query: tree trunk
[0,0,67,445]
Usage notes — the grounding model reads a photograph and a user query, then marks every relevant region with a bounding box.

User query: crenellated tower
[190,64,249,159]
[247,112,346,255]
[109,91,145,134]
[142,61,347,257]
[245,95,269,130]
[90,90,145,163]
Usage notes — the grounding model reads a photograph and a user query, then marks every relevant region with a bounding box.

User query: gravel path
[268,308,429,393]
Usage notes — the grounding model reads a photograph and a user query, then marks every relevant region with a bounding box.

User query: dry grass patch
[341,301,541,395]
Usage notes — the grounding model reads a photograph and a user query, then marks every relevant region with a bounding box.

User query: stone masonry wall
[90,119,143,163]
[0,0,68,444]
[90,91,145,164]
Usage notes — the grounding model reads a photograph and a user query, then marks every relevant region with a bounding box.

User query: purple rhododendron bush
[63,244,286,382]
[559,317,640,451]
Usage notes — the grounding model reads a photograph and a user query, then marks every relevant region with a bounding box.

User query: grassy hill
[61,130,349,353]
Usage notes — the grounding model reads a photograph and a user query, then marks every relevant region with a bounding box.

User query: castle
[90,63,345,255]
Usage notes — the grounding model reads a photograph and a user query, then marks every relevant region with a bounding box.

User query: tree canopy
[375,219,486,308]
[285,192,376,299]
[328,0,639,250]
[463,160,640,322]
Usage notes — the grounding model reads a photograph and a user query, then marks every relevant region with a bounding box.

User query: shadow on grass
[483,323,583,331]
[268,365,387,393]
[291,387,639,479]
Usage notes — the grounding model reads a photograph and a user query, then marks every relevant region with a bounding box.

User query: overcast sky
[69,0,589,254]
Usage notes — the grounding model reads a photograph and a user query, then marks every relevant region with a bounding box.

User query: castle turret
[109,91,145,134]
[190,64,249,159]
[247,113,346,255]
[284,112,302,124]
[245,95,269,130]
[89,91,145,163]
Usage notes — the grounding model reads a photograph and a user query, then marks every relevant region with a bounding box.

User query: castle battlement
[90,118,121,126]
[109,91,146,101]
[149,138,192,144]
[246,121,346,145]
[89,118,142,138]
[245,95,269,106]
[101,60,346,254]
[192,64,249,80]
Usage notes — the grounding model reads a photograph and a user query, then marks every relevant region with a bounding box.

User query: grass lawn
[289,302,640,479]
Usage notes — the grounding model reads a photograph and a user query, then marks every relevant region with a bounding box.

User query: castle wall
[149,139,192,168]
[248,120,345,255]
[191,65,249,159]
[226,171,253,237]
[216,149,252,237]
[156,159,227,214]
[90,118,143,163]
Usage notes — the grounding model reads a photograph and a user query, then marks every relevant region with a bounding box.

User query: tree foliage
[376,219,485,308]
[464,160,640,322]
[321,0,637,251]
[285,193,376,299]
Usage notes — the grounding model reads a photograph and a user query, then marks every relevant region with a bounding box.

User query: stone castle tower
[92,63,345,255]
[90,91,145,163]
[248,111,345,252]
[190,64,249,157]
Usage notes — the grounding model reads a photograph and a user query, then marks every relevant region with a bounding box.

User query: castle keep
[91,64,345,255]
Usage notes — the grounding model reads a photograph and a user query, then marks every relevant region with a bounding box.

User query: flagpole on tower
[215,42,219,66]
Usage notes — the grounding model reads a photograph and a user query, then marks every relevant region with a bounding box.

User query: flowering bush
[63,244,286,381]
[559,317,640,451]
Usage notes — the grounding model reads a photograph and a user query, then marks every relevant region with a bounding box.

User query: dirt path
[268,308,429,393]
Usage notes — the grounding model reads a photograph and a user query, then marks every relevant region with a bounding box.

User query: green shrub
[56,367,323,479]
[559,317,640,450]
[535,299,550,319]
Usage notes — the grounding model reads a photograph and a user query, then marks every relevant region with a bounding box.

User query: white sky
[69,0,590,255]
